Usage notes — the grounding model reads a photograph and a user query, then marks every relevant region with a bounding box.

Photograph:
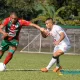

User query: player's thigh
[53,45,70,57]
[53,49,64,57]
[10,39,19,47]
[9,39,19,52]
[0,40,9,51]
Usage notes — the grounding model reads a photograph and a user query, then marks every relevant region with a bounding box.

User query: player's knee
[9,49,15,54]
[53,53,59,57]
[53,51,64,57]
[52,56,58,59]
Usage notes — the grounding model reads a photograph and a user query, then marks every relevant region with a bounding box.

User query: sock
[56,57,60,68]
[46,56,57,70]
[4,52,13,65]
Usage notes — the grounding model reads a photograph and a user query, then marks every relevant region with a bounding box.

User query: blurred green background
[0,0,80,26]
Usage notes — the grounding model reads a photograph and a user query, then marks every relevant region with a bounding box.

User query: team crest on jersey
[15,25,19,28]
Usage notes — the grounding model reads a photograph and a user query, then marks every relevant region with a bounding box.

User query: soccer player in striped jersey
[0,12,44,66]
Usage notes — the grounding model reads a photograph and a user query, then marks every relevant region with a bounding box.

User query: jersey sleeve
[19,20,31,26]
[2,18,10,26]
[56,25,64,34]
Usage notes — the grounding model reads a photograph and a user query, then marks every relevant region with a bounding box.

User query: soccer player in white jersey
[41,18,71,72]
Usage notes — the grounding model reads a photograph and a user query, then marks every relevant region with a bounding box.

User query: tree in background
[32,0,80,25]
[31,1,65,25]
[0,0,8,19]
[5,0,36,20]
[0,0,80,25]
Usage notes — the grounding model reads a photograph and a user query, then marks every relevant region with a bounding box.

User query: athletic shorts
[0,39,19,51]
[53,44,71,53]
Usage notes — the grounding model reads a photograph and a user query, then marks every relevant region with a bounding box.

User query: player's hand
[2,32,8,39]
[43,30,50,36]
[40,28,45,32]
[40,28,50,36]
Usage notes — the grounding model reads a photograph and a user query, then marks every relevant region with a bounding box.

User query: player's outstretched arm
[0,24,8,38]
[29,23,44,32]
[29,23,50,38]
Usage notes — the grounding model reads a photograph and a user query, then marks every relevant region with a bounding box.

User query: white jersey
[48,25,71,46]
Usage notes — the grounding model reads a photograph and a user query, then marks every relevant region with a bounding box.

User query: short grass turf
[0,52,80,80]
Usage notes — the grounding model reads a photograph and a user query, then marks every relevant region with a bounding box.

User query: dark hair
[46,18,55,24]
[10,11,18,17]
[46,18,53,21]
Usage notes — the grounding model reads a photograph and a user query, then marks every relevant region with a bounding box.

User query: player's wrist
[40,28,45,32]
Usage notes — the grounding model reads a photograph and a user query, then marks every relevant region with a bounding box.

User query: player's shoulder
[4,17,10,22]
[54,25,61,28]
[53,25,62,30]
[2,17,10,24]
[18,19,26,22]
[18,19,31,26]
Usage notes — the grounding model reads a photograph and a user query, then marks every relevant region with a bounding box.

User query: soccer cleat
[53,66,62,72]
[41,68,48,72]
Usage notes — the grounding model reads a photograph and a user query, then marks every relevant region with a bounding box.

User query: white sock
[46,58,57,70]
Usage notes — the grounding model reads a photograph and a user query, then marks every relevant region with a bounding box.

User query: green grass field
[0,52,80,80]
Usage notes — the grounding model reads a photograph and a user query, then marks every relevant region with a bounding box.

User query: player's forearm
[0,29,8,37]
[30,23,43,31]
[0,25,5,34]
[0,28,8,39]
[58,32,65,42]
[0,28,5,34]
[0,25,8,37]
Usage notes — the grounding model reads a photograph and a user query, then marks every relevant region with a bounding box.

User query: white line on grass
[6,69,80,71]
[6,69,41,71]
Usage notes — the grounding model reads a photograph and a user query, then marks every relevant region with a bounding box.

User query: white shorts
[53,44,71,53]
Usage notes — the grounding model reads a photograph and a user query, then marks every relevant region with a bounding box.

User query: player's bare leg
[41,50,63,72]
[0,51,4,59]
[53,56,62,72]
[52,50,63,72]
[4,46,17,65]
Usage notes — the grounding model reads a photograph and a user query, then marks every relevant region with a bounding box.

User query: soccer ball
[0,63,6,71]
